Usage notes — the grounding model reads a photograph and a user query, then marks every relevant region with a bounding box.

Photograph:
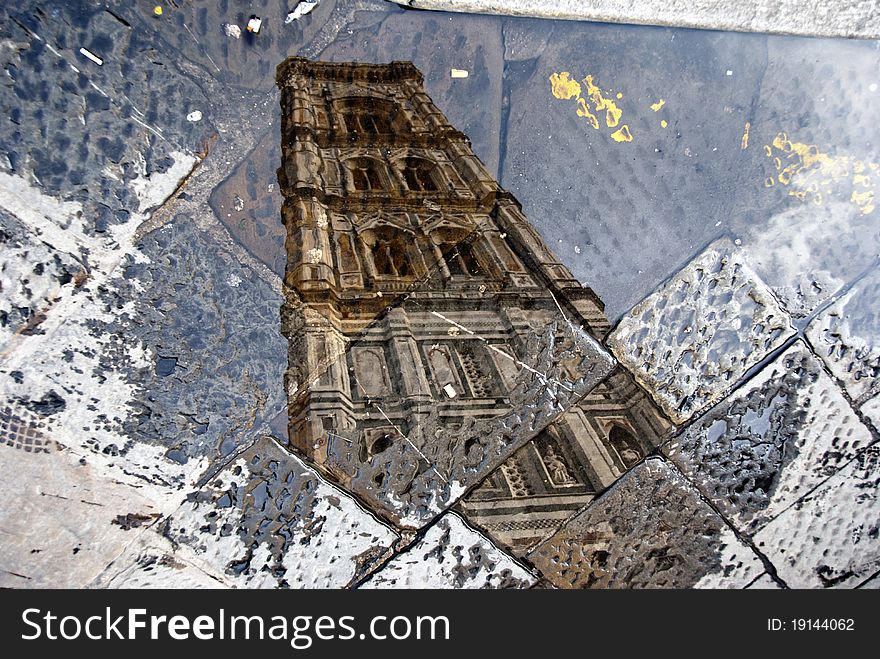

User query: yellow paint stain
[660,120,668,129]
[852,190,875,214]
[576,97,599,130]
[610,125,633,143]
[583,75,623,128]
[549,72,581,100]
[741,122,750,150]
[650,99,666,112]
[549,70,633,143]
[764,131,879,216]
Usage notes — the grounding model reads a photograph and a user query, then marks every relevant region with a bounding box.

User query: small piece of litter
[79,48,103,66]
[153,5,162,16]
[286,1,319,23]
[246,16,262,33]
[224,24,241,39]
[186,110,202,122]
[450,68,469,78]
[726,70,733,76]
[443,383,457,399]
[573,245,581,254]
[870,83,878,92]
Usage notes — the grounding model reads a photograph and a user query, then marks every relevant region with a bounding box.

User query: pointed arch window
[401,157,439,192]
[338,97,405,137]
[346,157,385,191]
[368,227,414,278]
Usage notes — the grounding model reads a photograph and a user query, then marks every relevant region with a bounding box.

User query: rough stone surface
[754,445,880,588]
[391,1,880,39]
[360,512,535,588]
[608,240,795,424]
[88,531,227,589]
[665,341,873,534]
[165,436,398,589]
[741,202,880,319]
[528,458,764,588]
[807,268,880,406]
[0,439,168,588]
[745,573,782,589]
[122,219,288,464]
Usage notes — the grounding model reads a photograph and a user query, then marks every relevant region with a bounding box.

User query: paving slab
[608,239,795,424]
[754,445,880,588]
[88,530,228,589]
[0,439,167,588]
[389,1,880,40]
[528,458,765,588]
[165,436,398,589]
[664,340,873,534]
[360,512,535,588]
[806,268,880,407]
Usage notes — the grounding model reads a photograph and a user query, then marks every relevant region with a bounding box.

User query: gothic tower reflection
[276,58,670,552]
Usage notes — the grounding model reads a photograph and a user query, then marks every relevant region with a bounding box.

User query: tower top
[276,57,424,88]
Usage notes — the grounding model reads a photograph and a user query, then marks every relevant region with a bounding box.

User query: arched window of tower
[368,227,413,278]
[401,157,439,192]
[337,97,405,137]
[346,157,386,191]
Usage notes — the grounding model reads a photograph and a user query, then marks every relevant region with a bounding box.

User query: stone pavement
[0,1,878,589]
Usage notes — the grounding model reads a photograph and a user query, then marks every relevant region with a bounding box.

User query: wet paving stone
[166,436,398,588]
[740,202,880,320]
[527,457,765,588]
[607,239,795,424]
[754,445,880,589]
[0,4,210,234]
[0,208,85,351]
[664,340,873,534]
[806,267,880,409]
[360,512,534,588]
[122,219,288,464]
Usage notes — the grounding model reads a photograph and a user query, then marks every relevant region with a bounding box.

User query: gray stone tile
[88,531,228,589]
[862,395,880,432]
[608,240,795,424]
[0,439,166,588]
[360,512,535,588]
[806,268,880,406]
[741,201,880,319]
[166,436,399,589]
[499,21,769,322]
[754,445,880,589]
[0,208,85,352]
[527,458,764,588]
[664,341,873,534]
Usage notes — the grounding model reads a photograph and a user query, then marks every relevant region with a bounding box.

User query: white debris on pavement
[224,23,242,39]
[450,68,469,78]
[79,48,103,66]
[186,110,203,122]
[286,1,320,23]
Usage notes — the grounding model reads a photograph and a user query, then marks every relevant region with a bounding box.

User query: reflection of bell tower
[276,58,669,533]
